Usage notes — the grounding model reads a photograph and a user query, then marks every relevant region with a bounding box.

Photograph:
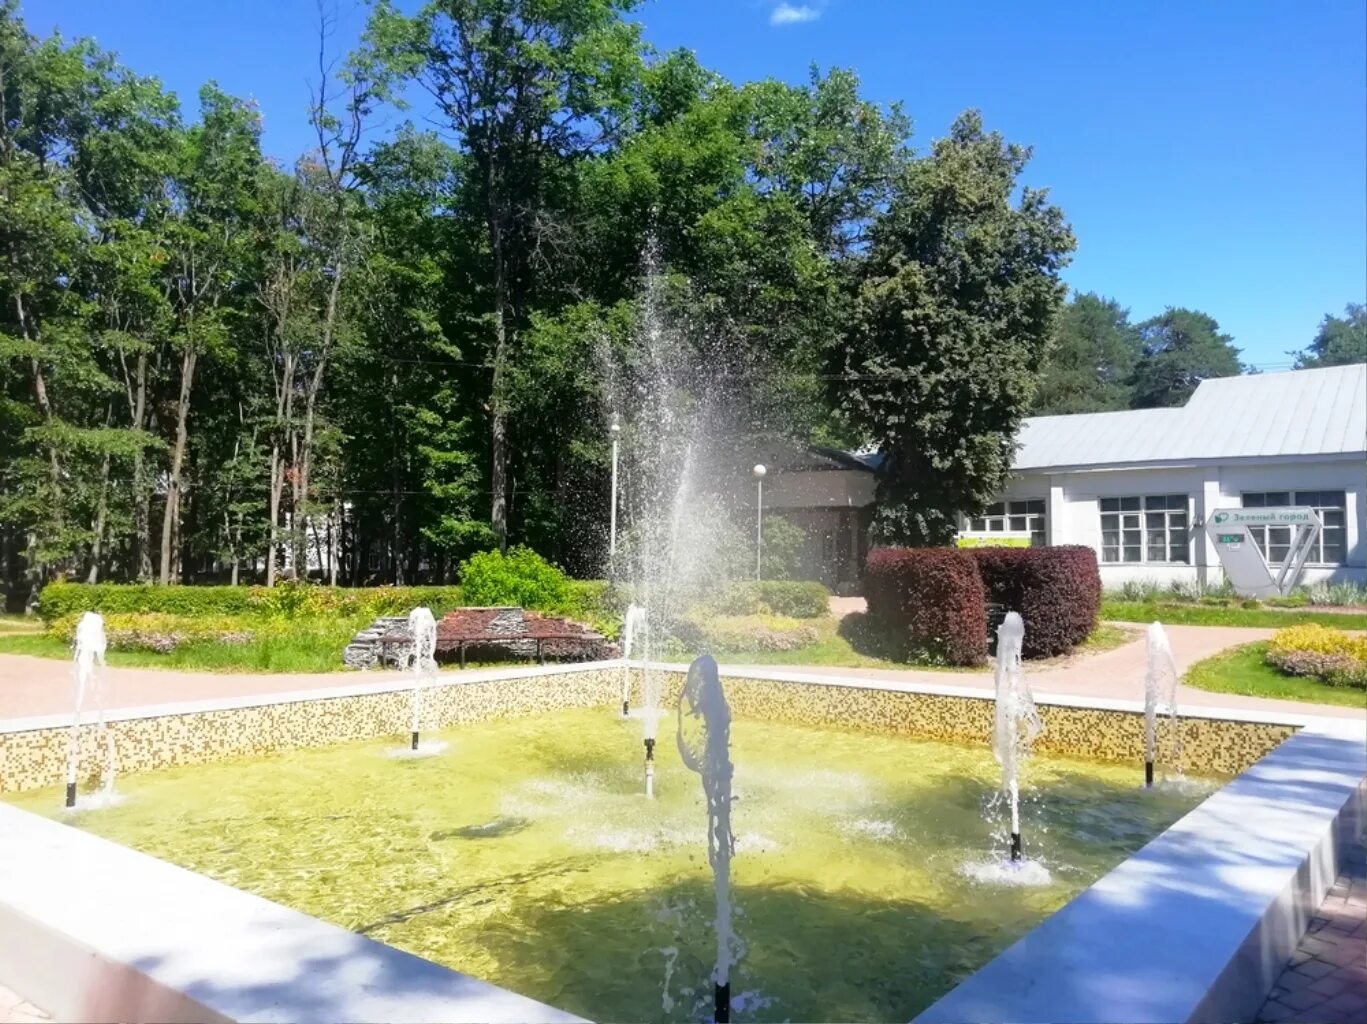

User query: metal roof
[1014,363,1367,470]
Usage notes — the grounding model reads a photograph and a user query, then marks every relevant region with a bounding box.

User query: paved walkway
[1256,842,1367,1024]
[0,985,47,1024]
[0,624,1360,722]
[734,623,1363,721]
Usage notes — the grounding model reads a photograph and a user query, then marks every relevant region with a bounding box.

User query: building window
[1100,495,1189,563]
[969,499,1047,546]
[1241,491,1346,565]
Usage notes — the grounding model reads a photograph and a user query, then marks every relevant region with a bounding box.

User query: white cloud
[770,2,822,26]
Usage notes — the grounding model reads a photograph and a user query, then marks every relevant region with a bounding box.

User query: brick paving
[1257,843,1367,1024]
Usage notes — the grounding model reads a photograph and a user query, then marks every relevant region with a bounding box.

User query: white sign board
[1205,507,1322,598]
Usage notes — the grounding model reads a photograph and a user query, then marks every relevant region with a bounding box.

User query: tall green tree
[834,111,1075,545]
[1129,307,1241,408]
[1032,292,1140,415]
[364,0,645,550]
[1292,303,1366,368]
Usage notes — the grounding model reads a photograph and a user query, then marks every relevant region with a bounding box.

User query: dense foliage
[3,1,1352,610]
[863,547,987,666]
[969,546,1101,658]
[457,546,573,611]
[36,580,467,622]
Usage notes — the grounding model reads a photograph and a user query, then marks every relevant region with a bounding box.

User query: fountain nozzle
[1144,760,1154,788]
[1010,832,1022,862]
[643,737,656,798]
[411,730,420,751]
[64,782,76,809]
[715,981,730,1023]
[622,699,630,717]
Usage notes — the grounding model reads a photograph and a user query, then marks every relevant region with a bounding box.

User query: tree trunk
[123,350,152,581]
[159,348,197,585]
[86,406,115,584]
[265,351,295,587]
[486,167,510,552]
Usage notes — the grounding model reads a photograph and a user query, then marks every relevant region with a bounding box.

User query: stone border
[2,660,1360,1023]
[1,661,1299,793]
[915,715,1366,1024]
[0,802,582,1023]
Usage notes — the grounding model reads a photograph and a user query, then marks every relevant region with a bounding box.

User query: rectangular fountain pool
[8,706,1216,1022]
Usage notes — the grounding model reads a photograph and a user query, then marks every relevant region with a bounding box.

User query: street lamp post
[752,464,766,581]
[609,414,622,561]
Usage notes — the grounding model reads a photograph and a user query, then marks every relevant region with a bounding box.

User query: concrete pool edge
[914,715,1366,1024]
[0,664,1359,1023]
[1,660,1300,792]
[0,801,584,1024]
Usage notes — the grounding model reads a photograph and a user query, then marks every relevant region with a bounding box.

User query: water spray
[1143,621,1183,787]
[992,612,1041,865]
[620,604,646,717]
[64,612,112,810]
[644,736,656,798]
[406,607,438,752]
[677,655,734,1024]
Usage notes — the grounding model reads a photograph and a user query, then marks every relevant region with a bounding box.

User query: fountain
[406,607,438,751]
[1143,621,1184,785]
[620,603,647,716]
[992,612,1042,863]
[676,655,735,1024]
[63,611,117,810]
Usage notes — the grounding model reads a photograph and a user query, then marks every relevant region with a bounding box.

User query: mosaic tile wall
[0,666,1294,794]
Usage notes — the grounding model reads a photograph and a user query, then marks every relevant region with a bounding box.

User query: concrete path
[733,624,1363,721]
[1256,842,1367,1024]
[0,623,1360,722]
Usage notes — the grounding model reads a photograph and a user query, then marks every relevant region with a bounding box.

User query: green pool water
[12,708,1217,1022]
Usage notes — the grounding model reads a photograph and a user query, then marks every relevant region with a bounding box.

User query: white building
[771,364,1367,589]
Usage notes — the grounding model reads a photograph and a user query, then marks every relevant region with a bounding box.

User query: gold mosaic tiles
[0,666,1294,794]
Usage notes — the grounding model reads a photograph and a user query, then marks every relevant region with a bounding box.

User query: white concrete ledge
[0,803,583,1024]
[914,717,1367,1024]
[1,658,1330,735]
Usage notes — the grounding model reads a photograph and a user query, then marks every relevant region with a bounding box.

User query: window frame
[1099,494,1191,565]
[968,498,1048,547]
[1240,490,1347,566]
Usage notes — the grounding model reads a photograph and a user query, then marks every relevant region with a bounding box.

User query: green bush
[758,516,807,580]
[37,580,466,623]
[698,614,819,652]
[458,546,572,611]
[703,580,829,618]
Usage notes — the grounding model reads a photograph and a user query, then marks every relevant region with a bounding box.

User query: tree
[1292,303,1366,369]
[833,111,1074,546]
[1129,307,1241,408]
[1032,293,1140,415]
[364,0,645,550]
[157,84,262,583]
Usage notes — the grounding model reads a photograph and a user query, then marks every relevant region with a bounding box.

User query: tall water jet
[992,612,1041,862]
[407,607,438,751]
[64,612,115,809]
[677,655,735,1024]
[1143,621,1184,784]
[620,603,647,716]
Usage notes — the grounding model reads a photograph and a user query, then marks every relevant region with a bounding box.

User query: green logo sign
[1212,512,1229,524]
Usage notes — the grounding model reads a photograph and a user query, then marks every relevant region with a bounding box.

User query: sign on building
[1204,507,1322,599]
[955,532,1033,549]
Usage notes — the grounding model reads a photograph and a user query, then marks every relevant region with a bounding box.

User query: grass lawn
[1103,600,1367,631]
[1183,642,1367,709]
[0,630,354,673]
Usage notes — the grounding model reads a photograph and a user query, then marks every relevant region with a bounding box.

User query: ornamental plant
[1265,625,1367,689]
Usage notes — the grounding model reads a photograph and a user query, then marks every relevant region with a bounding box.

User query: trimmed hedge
[706,581,830,619]
[37,581,467,622]
[864,547,987,666]
[969,545,1101,658]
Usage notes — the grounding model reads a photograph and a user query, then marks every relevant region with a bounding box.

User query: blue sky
[33,0,1367,367]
